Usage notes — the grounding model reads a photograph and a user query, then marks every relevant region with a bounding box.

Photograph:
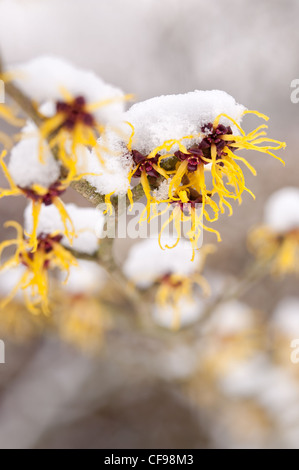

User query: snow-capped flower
[248,187,299,276]
[96,90,285,259]
[0,221,78,314]
[124,236,202,286]
[0,124,100,250]
[123,237,213,328]
[10,56,131,165]
[24,203,104,256]
[0,145,75,251]
[126,90,284,202]
[0,202,104,315]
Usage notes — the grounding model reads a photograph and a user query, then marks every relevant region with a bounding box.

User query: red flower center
[175,123,236,172]
[56,96,95,130]
[19,233,63,269]
[131,150,160,178]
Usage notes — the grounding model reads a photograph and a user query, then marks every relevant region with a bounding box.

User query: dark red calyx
[174,144,205,172]
[173,123,236,170]
[20,233,63,269]
[56,95,95,130]
[131,150,160,178]
[37,233,63,254]
[199,123,235,160]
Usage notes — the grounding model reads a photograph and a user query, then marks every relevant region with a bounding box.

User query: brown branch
[70,179,145,209]
[0,56,43,128]
[4,82,44,128]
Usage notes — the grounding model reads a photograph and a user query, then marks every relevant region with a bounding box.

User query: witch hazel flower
[0,202,103,314]
[123,237,213,329]
[106,90,285,260]
[0,116,102,250]
[0,221,78,314]
[248,187,299,276]
[0,134,75,250]
[9,56,131,168]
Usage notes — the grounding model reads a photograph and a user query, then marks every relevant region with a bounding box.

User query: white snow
[83,129,132,196]
[8,131,60,188]
[24,203,104,255]
[10,56,126,124]
[123,90,246,156]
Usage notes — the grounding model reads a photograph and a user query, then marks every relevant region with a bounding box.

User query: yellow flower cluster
[125,111,285,260]
[0,221,77,314]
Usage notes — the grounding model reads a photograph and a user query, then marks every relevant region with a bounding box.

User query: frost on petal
[264,187,299,233]
[123,237,200,288]
[8,132,60,188]
[58,260,107,295]
[24,203,104,255]
[152,297,204,329]
[271,297,299,337]
[11,56,126,124]
[124,90,246,156]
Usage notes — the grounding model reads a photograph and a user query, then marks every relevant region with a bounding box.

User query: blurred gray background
[0,0,298,449]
